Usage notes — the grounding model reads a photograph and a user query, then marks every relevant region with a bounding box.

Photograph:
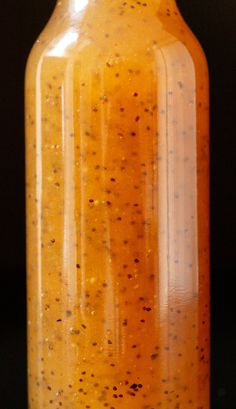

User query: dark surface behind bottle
[0,1,235,408]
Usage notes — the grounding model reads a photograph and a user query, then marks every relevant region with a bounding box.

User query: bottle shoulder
[26,5,208,82]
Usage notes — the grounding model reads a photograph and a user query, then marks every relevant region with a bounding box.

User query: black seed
[66,310,72,317]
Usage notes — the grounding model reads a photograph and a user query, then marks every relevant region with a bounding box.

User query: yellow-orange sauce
[26,1,209,408]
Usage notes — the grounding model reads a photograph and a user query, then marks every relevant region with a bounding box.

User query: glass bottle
[25,0,210,408]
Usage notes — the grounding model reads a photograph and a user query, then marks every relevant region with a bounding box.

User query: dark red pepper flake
[143,306,152,312]
[56,319,62,322]
[134,258,140,263]
[76,263,80,269]
[128,391,136,396]
[133,92,138,97]
[151,353,159,360]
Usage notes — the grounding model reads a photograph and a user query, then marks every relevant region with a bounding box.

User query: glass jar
[25,1,210,408]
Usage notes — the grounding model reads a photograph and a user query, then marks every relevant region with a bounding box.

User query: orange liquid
[26,1,210,408]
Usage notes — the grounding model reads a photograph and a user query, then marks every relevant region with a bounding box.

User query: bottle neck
[56,0,177,14]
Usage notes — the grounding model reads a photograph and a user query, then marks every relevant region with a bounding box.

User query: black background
[0,0,236,408]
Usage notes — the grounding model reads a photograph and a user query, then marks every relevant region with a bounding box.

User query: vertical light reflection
[79,66,87,320]
[99,67,119,357]
[161,42,198,298]
[155,49,169,321]
[62,61,77,299]
[156,40,199,403]
[35,56,44,383]
[61,60,77,382]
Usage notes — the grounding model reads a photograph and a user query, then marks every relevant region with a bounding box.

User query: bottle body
[26,1,209,408]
